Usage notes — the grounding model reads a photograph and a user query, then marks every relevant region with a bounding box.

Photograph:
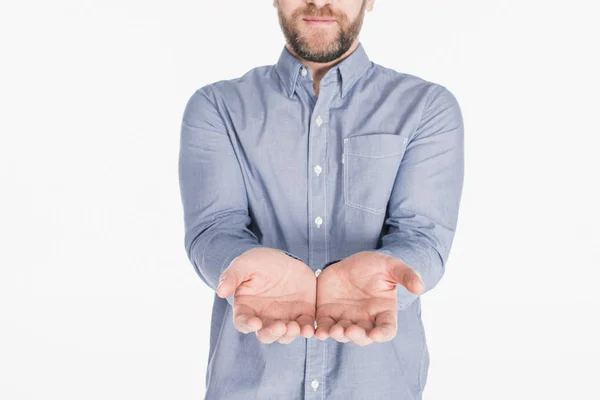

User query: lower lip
[304,19,335,25]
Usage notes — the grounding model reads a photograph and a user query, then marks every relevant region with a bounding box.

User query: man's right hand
[216,247,316,344]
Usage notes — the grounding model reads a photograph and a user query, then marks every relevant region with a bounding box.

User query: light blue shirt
[178,42,464,400]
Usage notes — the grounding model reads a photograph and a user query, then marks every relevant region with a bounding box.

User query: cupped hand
[217,247,316,344]
[315,251,424,346]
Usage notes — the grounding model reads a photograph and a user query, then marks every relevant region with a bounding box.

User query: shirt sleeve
[178,85,302,306]
[373,84,465,310]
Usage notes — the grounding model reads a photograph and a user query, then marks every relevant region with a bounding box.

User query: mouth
[303,18,336,25]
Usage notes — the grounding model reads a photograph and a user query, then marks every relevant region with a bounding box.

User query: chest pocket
[342,133,408,215]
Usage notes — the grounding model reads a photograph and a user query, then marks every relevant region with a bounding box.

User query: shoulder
[371,62,460,106]
[202,64,274,102]
[182,64,274,128]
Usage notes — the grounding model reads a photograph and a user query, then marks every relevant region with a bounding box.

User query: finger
[216,268,244,301]
[296,314,316,339]
[286,320,301,336]
[277,321,301,344]
[329,319,352,343]
[314,316,336,340]
[355,318,375,335]
[368,310,397,343]
[345,324,373,347]
[256,319,287,344]
[345,320,374,346]
[233,313,262,334]
[387,261,425,295]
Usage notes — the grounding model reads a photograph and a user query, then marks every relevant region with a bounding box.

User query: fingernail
[415,271,423,283]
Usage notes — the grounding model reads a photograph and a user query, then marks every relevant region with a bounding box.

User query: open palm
[315,251,424,346]
[217,247,317,344]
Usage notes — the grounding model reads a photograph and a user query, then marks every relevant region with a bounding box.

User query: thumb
[387,259,425,295]
[216,262,246,300]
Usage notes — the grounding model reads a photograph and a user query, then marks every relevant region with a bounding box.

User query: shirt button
[301,67,307,77]
[311,379,319,390]
[314,320,318,329]
[314,165,322,176]
[315,269,321,277]
[314,216,323,227]
[316,115,323,126]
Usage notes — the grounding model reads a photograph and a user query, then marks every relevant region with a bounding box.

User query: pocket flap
[344,133,407,157]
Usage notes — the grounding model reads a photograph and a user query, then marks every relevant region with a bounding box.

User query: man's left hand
[315,251,424,346]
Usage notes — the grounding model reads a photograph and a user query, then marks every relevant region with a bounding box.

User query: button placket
[305,85,333,400]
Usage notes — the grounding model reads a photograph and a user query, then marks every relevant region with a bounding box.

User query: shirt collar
[274,41,372,100]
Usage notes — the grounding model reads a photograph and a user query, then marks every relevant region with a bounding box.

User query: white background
[1,0,599,399]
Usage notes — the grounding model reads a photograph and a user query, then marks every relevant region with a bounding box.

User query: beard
[276,0,367,63]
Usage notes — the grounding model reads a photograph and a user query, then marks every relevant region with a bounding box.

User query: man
[178,0,464,398]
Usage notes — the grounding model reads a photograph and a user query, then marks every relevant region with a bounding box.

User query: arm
[178,85,300,306]
[373,84,465,310]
